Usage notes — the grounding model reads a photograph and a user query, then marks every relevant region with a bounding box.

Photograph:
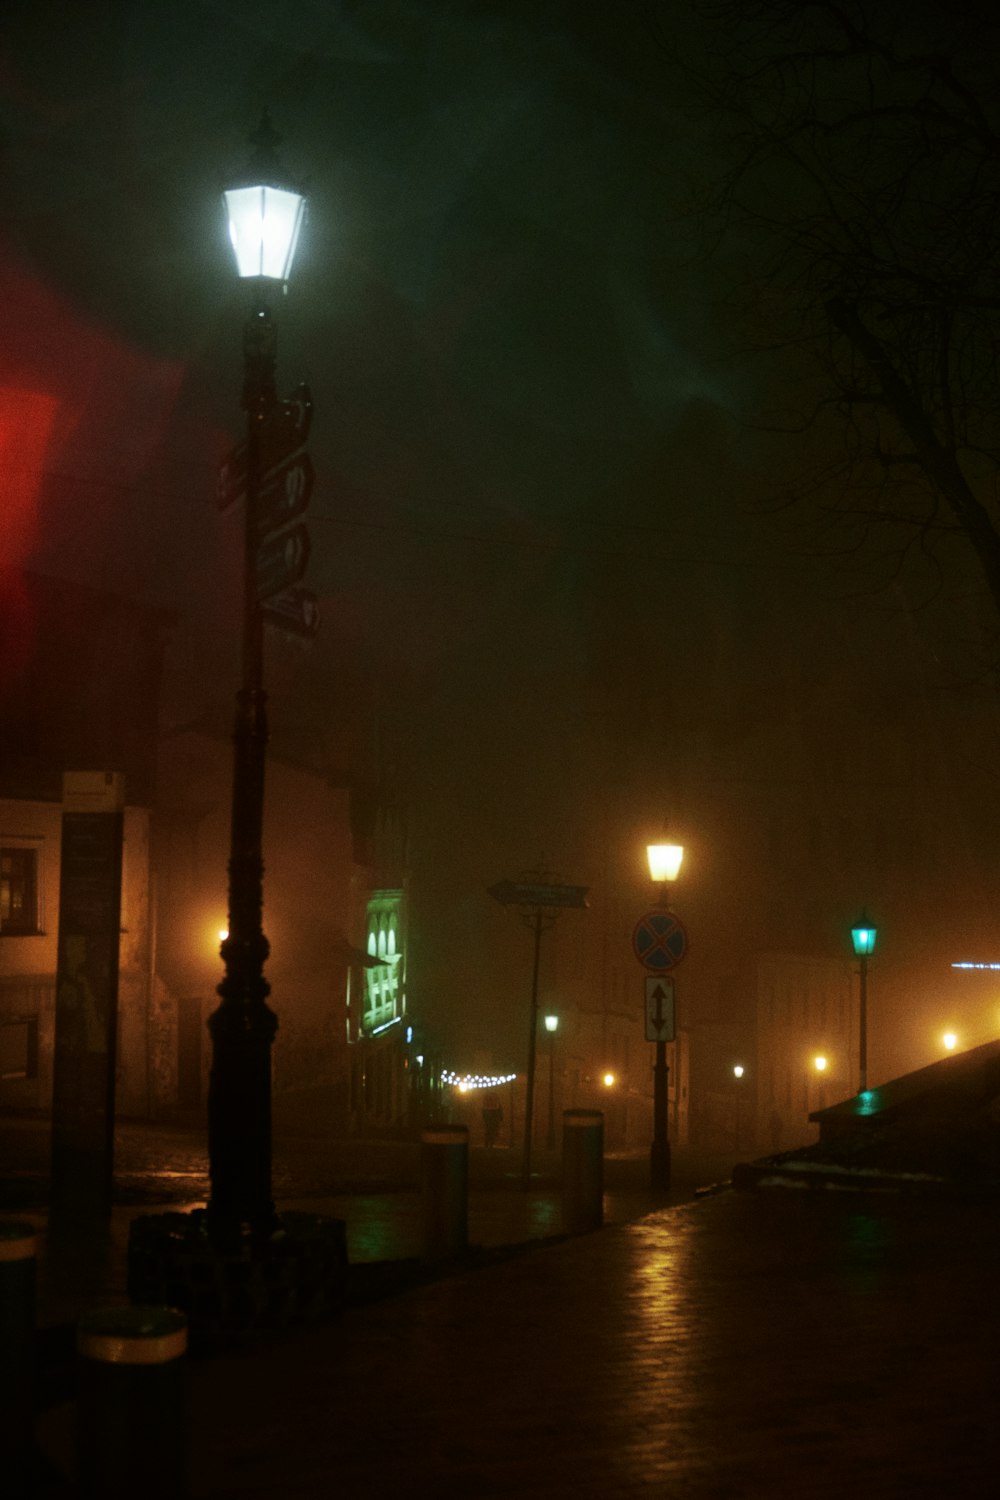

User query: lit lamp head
[224,111,306,283]
[647,842,684,885]
[544,1013,559,1034]
[851,915,877,958]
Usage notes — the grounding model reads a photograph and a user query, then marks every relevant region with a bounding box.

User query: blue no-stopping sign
[632,910,688,972]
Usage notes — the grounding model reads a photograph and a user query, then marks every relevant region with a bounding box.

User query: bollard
[0,1220,37,1485]
[562,1109,604,1234]
[420,1124,469,1261]
[77,1305,188,1500]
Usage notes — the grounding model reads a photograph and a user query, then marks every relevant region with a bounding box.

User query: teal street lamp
[851,914,877,1095]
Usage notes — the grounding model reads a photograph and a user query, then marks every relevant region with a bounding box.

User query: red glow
[0,384,59,565]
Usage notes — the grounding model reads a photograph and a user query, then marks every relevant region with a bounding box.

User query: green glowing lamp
[851,916,877,957]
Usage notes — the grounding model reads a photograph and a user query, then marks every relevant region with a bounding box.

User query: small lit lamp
[851,914,877,1095]
[943,1031,958,1052]
[647,842,684,895]
[223,114,306,283]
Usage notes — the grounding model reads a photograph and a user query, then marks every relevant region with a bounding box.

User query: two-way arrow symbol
[644,975,675,1042]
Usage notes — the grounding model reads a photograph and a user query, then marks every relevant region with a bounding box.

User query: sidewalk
[33,1185,1000,1497]
[0,1114,738,1327]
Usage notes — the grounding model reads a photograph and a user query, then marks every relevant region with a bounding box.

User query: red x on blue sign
[632,910,688,972]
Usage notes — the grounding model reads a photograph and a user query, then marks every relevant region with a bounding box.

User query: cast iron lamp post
[647,840,684,1191]
[207,114,306,1244]
[851,914,877,1095]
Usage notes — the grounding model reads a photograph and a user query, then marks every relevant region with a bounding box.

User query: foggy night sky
[3,0,999,1066]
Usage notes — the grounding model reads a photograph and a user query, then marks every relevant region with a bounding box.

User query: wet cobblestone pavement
[78,1182,983,1500]
[10,1116,996,1496]
[177,1192,1000,1496]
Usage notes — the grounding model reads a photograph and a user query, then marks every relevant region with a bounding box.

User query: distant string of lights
[441,1070,518,1093]
[951,962,1000,970]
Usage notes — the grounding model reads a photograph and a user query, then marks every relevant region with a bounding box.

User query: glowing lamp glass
[814,1055,828,1073]
[851,923,877,957]
[602,1072,616,1088]
[733,1064,745,1079]
[943,1032,958,1051]
[544,1014,559,1034]
[647,843,684,883]
[224,184,305,280]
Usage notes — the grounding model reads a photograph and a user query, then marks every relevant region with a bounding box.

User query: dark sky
[3,0,998,1067]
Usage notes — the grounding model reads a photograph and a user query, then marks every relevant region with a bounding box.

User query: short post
[77,1305,189,1500]
[420,1124,468,1261]
[0,1220,37,1484]
[562,1109,604,1234]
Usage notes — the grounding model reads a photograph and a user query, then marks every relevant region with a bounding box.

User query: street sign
[217,382,314,510]
[262,586,320,640]
[489,879,590,910]
[645,975,676,1042]
[256,452,315,541]
[255,523,311,603]
[632,909,688,972]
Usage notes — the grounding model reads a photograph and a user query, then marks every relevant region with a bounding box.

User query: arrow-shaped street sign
[489,879,589,910]
[645,975,676,1042]
[262,586,320,640]
[256,452,315,542]
[255,523,311,603]
[217,383,314,511]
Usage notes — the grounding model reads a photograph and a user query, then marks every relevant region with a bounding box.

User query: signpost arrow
[262,586,320,640]
[645,975,676,1042]
[488,879,590,910]
[255,523,311,603]
[255,452,314,541]
[217,382,314,511]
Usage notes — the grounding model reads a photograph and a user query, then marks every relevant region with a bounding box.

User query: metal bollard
[0,1220,37,1485]
[420,1124,469,1261]
[77,1305,189,1500]
[562,1109,604,1234]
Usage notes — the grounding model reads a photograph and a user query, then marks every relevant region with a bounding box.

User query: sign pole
[488,874,588,1192]
[521,910,544,1191]
[650,1039,670,1192]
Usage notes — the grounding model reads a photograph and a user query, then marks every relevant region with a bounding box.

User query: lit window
[1,849,38,935]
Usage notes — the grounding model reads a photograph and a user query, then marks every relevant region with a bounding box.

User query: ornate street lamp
[207,113,307,1245]
[851,914,877,1096]
[645,838,684,1192]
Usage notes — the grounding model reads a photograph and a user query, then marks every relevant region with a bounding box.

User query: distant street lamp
[942,1031,958,1052]
[207,114,307,1245]
[544,1013,559,1149]
[646,839,684,1192]
[851,914,877,1095]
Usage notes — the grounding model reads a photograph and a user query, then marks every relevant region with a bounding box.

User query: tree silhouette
[687,0,1000,631]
